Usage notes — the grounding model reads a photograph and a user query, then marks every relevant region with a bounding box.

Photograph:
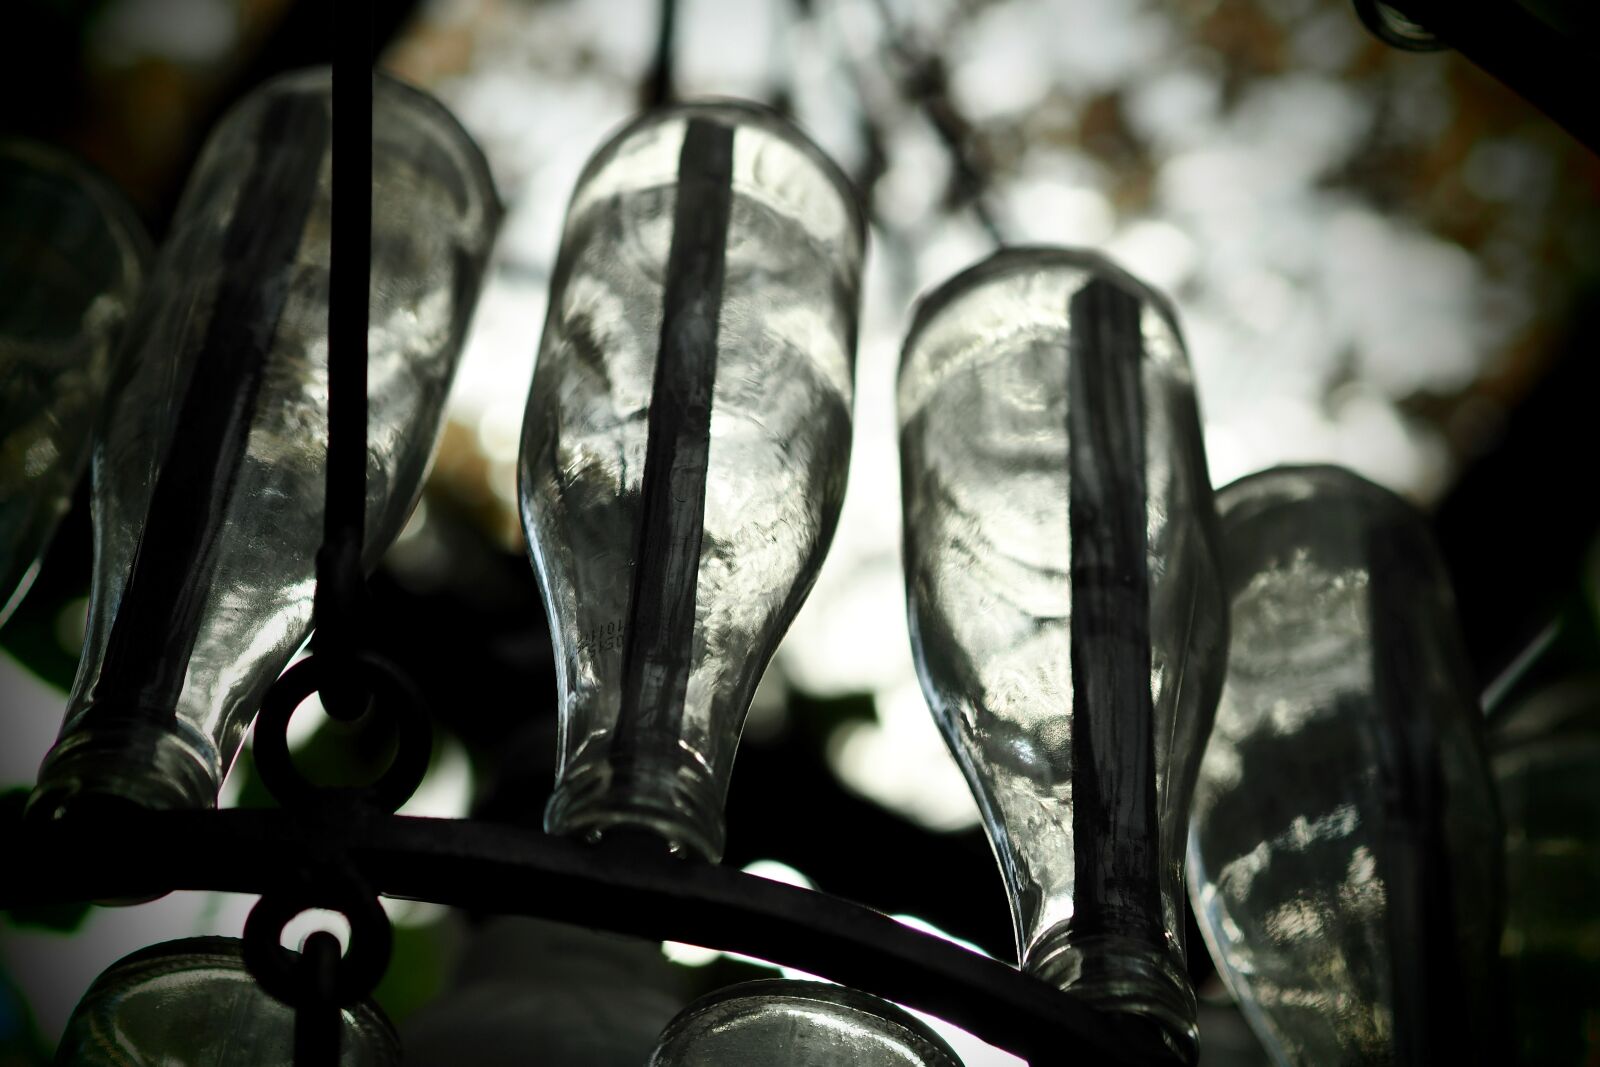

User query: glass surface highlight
[1189,464,1503,1065]
[898,246,1226,1053]
[54,936,397,1066]
[0,141,150,625]
[647,979,964,1066]
[30,68,499,818]
[519,101,863,861]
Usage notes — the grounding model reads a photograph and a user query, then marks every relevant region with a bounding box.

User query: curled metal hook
[253,651,433,817]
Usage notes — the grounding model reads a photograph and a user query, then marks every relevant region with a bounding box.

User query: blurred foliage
[373,921,453,1028]
[785,689,877,744]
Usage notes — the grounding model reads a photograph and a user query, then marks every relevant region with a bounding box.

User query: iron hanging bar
[237,4,414,1065]
[2,808,1183,1066]
[315,0,376,685]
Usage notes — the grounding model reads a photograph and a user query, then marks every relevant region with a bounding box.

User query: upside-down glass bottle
[898,247,1227,1056]
[54,937,397,1066]
[519,101,864,861]
[29,68,499,819]
[647,980,965,1067]
[0,141,149,624]
[1188,465,1503,1065]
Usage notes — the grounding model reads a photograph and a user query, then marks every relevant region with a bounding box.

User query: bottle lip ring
[655,978,965,1066]
[1025,928,1199,1061]
[29,718,221,822]
[545,756,727,862]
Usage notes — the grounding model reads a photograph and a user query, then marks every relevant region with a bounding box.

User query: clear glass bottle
[29,68,500,818]
[519,101,864,861]
[898,246,1226,1055]
[54,936,397,1066]
[0,141,150,625]
[647,980,964,1066]
[1188,465,1503,1065]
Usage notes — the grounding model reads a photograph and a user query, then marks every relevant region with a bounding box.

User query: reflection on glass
[899,247,1226,1054]
[55,937,397,1066]
[519,101,864,861]
[1189,465,1503,1065]
[0,141,149,625]
[1492,677,1600,1066]
[30,69,499,818]
[647,980,964,1066]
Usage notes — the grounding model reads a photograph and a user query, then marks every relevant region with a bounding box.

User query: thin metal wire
[645,0,679,108]
[862,0,1006,247]
[317,0,375,680]
[262,5,387,1063]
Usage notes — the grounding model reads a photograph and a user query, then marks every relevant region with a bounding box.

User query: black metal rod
[1065,279,1163,944]
[613,118,734,763]
[293,931,344,1067]
[323,0,374,589]
[2,810,1180,1066]
[645,0,679,107]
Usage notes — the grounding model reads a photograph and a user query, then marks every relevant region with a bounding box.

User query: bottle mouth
[544,755,726,863]
[28,720,220,823]
[1026,928,1199,1062]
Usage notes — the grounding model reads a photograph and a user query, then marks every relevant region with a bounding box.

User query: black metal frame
[3,810,1180,1065]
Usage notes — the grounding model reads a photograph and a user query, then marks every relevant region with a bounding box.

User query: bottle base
[28,720,219,823]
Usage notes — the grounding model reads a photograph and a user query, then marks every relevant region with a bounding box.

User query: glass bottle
[1491,676,1600,1065]
[1188,464,1503,1065]
[647,980,964,1066]
[54,936,397,1066]
[519,101,864,861]
[29,68,500,818]
[898,246,1226,1055]
[0,141,150,625]
[403,916,684,1067]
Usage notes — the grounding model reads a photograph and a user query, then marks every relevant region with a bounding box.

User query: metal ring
[254,652,433,815]
[242,872,393,1007]
[1353,0,1448,51]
